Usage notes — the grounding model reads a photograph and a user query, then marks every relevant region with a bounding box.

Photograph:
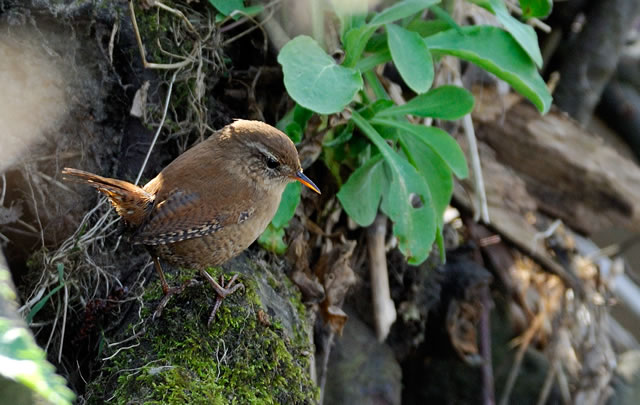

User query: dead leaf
[315,240,357,335]
[291,270,324,303]
[446,299,482,365]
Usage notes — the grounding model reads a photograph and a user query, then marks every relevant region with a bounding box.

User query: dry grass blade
[499,308,546,405]
[134,70,178,186]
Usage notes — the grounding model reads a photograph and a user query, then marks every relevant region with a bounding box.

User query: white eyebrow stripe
[246,141,278,162]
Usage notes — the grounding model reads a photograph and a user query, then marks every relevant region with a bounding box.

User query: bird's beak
[293,171,321,194]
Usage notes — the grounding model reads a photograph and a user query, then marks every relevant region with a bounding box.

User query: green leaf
[468,0,491,7]
[278,36,363,114]
[208,0,244,16]
[0,319,75,405]
[399,131,453,264]
[26,285,63,324]
[351,111,435,265]
[428,6,463,33]
[271,182,301,229]
[380,163,436,265]
[213,4,263,21]
[398,131,454,225]
[57,262,64,282]
[435,226,446,263]
[285,122,303,144]
[519,0,552,19]
[386,24,434,93]
[376,85,474,120]
[355,50,392,72]
[364,33,389,53]
[276,106,295,132]
[338,13,369,42]
[323,124,354,147]
[362,99,395,119]
[370,0,441,26]
[240,5,265,17]
[407,19,452,37]
[425,26,552,113]
[487,0,543,67]
[293,104,313,126]
[258,224,288,255]
[337,154,386,226]
[372,119,468,178]
[343,25,378,67]
[277,103,311,143]
[26,265,65,325]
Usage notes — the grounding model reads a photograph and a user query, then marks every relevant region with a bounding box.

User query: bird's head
[221,120,320,194]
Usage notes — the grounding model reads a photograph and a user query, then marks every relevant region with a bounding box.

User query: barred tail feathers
[62,168,153,226]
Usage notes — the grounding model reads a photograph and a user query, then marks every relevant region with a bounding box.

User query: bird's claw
[152,278,201,320]
[207,274,244,326]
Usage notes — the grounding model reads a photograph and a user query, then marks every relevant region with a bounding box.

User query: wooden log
[469,90,640,235]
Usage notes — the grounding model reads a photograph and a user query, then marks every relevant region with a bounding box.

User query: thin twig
[499,310,545,405]
[34,170,74,193]
[102,342,141,361]
[318,331,335,405]
[0,174,6,205]
[480,283,495,405]
[448,69,490,224]
[531,219,562,253]
[154,1,197,33]
[536,357,559,405]
[45,294,61,353]
[462,113,490,223]
[16,218,39,234]
[222,7,271,49]
[134,69,178,186]
[108,19,119,65]
[24,168,46,248]
[504,0,551,33]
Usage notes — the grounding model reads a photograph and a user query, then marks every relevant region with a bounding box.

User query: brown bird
[63,120,320,324]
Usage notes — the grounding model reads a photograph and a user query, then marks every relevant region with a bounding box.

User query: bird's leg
[152,257,200,320]
[153,256,170,295]
[199,269,244,326]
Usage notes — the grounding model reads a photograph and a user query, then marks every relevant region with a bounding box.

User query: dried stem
[367,214,396,341]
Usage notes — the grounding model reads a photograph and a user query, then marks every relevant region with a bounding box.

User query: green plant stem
[351,111,393,159]
[364,70,390,100]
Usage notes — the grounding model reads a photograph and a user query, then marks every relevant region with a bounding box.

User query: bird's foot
[152,278,201,320]
[199,270,245,326]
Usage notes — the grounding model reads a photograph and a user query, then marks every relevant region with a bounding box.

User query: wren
[63,120,320,324]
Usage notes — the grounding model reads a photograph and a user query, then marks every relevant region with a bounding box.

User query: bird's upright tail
[62,168,154,226]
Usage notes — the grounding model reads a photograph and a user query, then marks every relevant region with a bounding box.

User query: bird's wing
[132,136,258,246]
[131,188,243,245]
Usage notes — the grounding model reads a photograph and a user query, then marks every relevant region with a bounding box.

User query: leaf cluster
[213,0,553,264]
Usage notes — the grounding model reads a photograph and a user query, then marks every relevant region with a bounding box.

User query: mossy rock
[85,252,318,404]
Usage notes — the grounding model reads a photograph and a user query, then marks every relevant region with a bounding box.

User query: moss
[86,254,318,404]
[131,0,226,147]
[267,275,280,290]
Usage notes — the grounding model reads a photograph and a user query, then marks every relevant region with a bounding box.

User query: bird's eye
[266,156,280,170]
